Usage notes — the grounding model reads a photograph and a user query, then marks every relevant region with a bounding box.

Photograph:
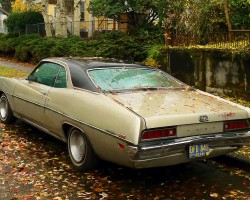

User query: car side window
[54,67,67,88]
[30,63,60,87]
[29,62,67,88]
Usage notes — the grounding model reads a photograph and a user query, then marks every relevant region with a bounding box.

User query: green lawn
[0,66,29,78]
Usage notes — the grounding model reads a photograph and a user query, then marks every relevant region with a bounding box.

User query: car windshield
[87,67,183,91]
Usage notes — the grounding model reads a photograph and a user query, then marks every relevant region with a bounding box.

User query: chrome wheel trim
[0,96,8,120]
[69,129,86,163]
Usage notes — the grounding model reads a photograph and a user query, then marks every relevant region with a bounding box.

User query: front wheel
[67,127,98,171]
[0,93,15,124]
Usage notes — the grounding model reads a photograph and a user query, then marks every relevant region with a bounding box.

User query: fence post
[88,14,95,37]
[164,32,171,46]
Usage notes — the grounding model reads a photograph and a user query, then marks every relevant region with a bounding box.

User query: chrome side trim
[4,91,12,96]
[22,117,67,142]
[11,94,131,143]
[13,94,44,108]
[48,106,132,143]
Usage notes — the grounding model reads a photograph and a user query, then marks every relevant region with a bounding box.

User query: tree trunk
[41,0,53,37]
[73,0,81,36]
[224,0,233,42]
[55,0,67,37]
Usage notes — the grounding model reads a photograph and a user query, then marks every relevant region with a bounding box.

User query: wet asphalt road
[0,121,249,200]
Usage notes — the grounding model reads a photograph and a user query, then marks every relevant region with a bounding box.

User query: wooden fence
[165,30,250,48]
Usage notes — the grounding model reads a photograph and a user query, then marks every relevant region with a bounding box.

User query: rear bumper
[127,131,250,168]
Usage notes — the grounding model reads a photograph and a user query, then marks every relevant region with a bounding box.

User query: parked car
[0,57,250,170]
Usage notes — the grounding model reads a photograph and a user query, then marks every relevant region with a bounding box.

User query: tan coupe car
[0,57,250,171]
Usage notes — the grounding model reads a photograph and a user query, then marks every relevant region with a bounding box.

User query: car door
[44,65,69,135]
[13,62,62,128]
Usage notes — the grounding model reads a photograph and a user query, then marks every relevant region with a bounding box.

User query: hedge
[0,31,163,64]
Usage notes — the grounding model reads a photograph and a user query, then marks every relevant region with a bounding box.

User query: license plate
[189,144,209,158]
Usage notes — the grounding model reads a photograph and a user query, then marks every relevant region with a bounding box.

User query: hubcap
[70,130,86,162]
[0,97,8,120]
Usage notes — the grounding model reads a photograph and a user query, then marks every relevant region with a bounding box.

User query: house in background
[0,6,8,34]
[47,0,128,37]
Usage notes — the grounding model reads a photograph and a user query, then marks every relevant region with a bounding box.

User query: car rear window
[87,68,182,91]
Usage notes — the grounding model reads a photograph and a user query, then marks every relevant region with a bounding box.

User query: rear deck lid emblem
[199,115,209,122]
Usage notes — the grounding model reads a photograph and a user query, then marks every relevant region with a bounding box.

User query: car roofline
[38,57,156,93]
[40,57,152,70]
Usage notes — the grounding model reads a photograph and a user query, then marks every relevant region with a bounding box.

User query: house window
[80,0,85,21]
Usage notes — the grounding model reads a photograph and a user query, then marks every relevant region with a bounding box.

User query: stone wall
[161,49,250,100]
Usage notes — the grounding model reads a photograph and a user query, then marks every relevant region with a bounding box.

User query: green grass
[0,66,28,78]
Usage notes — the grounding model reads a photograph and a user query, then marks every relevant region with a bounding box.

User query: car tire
[67,127,98,171]
[0,93,15,124]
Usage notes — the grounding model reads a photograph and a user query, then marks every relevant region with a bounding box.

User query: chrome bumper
[127,131,250,162]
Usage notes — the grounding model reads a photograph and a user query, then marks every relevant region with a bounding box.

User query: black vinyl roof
[44,57,152,92]
[51,57,146,70]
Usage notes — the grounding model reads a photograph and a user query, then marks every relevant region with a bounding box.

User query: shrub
[14,46,32,62]
[5,11,44,34]
[0,31,164,63]
[0,34,19,55]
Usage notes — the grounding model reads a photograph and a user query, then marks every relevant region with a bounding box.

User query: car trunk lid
[106,89,249,137]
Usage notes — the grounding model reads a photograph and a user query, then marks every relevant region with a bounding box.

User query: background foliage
[89,0,250,36]
[230,0,250,29]
[1,0,249,39]
[0,32,249,66]
[89,0,159,33]
[5,11,44,34]
[0,32,162,63]
[11,0,41,12]
[0,0,13,12]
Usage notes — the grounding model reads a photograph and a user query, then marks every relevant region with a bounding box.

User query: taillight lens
[141,127,176,141]
[224,120,249,131]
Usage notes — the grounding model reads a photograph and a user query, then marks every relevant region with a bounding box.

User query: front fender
[0,77,21,111]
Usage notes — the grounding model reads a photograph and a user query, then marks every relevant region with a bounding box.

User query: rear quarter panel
[45,88,146,166]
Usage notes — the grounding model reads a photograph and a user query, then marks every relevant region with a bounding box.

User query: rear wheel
[0,93,15,124]
[67,127,98,171]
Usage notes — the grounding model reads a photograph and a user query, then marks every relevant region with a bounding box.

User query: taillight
[141,127,176,141]
[224,120,249,131]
